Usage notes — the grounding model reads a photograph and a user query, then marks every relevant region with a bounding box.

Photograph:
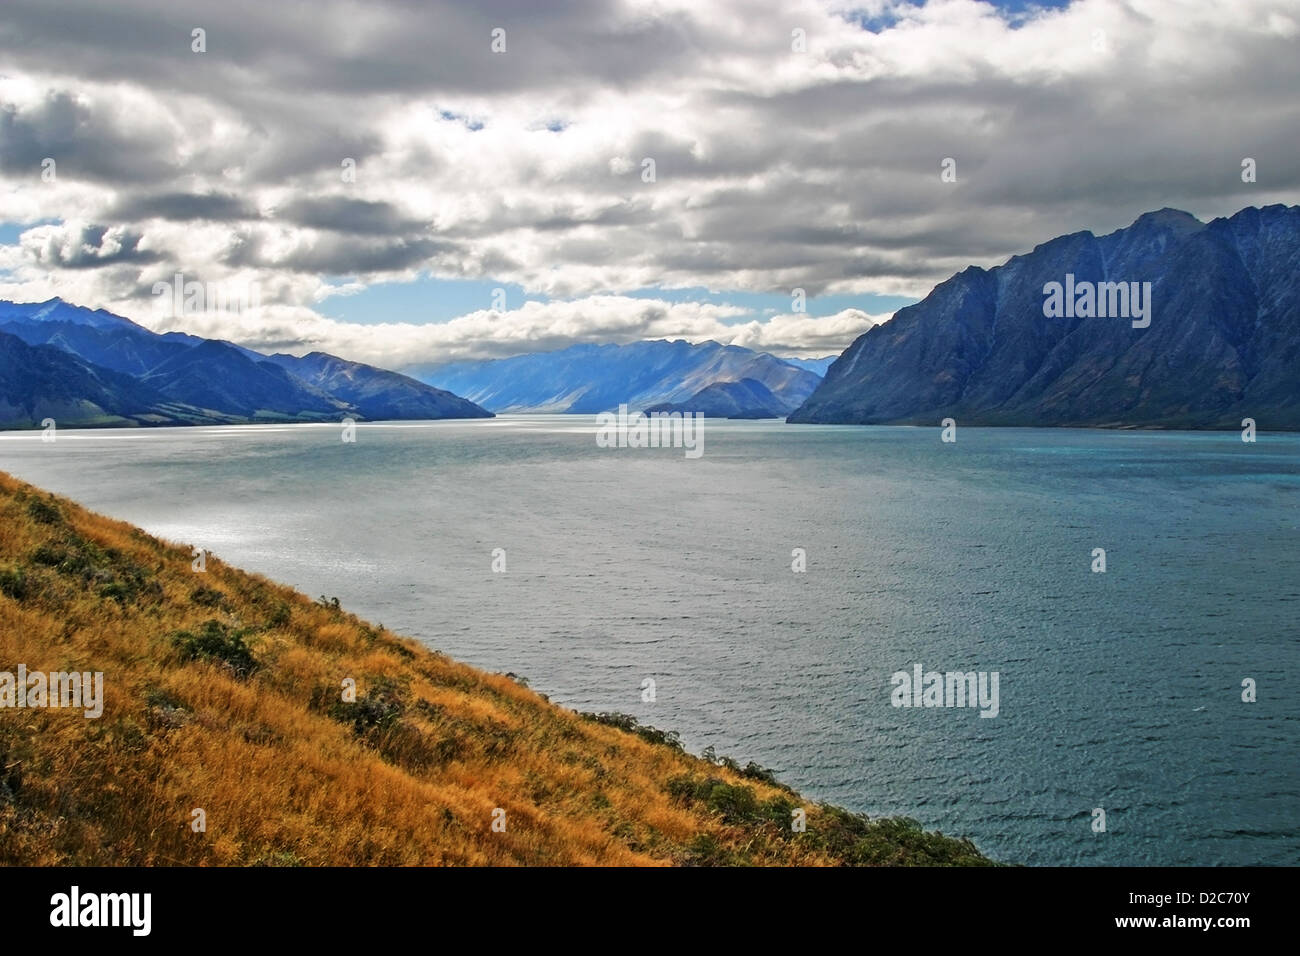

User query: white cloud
[1,0,1297,363]
[111,294,765,368]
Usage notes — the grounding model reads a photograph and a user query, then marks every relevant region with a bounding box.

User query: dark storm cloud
[109,192,260,222]
[0,92,179,184]
[222,230,454,274]
[22,223,160,269]
[0,0,706,100]
[275,197,430,236]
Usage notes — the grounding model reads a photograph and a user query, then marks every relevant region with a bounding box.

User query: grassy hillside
[0,471,992,866]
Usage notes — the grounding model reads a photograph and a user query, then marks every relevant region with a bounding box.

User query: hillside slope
[139,340,348,420]
[0,473,990,866]
[266,351,492,421]
[0,332,222,429]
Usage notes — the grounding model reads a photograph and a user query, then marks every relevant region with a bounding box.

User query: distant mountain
[419,340,822,413]
[140,340,347,420]
[0,297,266,376]
[791,205,1300,429]
[0,298,492,428]
[646,378,791,419]
[266,351,492,420]
[779,356,838,377]
[0,331,202,428]
[0,298,140,331]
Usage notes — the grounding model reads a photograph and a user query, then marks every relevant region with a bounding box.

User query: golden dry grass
[0,471,992,866]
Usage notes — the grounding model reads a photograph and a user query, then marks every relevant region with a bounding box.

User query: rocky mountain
[420,339,822,414]
[266,351,491,421]
[646,378,792,419]
[790,204,1300,429]
[0,298,492,428]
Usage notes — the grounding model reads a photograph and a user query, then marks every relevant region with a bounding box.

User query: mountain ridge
[790,204,1300,429]
[0,331,192,428]
[265,351,489,421]
[419,339,823,414]
[0,298,492,428]
[646,378,792,419]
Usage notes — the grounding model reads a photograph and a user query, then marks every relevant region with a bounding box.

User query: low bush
[170,620,259,677]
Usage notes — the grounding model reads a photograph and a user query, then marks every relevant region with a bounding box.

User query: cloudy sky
[1,0,1297,370]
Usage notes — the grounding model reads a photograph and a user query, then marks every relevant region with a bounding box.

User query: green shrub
[0,567,30,601]
[98,580,132,603]
[190,586,227,608]
[580,712,684,751]
[344,677,405,733]
[30,544,69,567]
[668,775,760,824]
[740,761,782,787]
[265,601,292,628]
[26,498,61,525]
[30,533,158,606]
[170,620,258,677]
[699,747,787,790]
[29,540,95,578]
[312,678,454,771]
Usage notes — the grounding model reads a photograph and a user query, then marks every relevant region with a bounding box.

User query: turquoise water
[1,417,1297,865]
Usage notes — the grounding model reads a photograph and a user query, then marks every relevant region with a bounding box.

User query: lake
[1,416,1296,865]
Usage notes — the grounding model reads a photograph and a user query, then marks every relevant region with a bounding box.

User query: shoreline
[0,469,994,866]
[3,414,1296,434]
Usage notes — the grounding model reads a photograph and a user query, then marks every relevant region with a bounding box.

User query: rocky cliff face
[790,205,1300,429]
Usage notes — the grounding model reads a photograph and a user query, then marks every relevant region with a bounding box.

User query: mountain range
[0,299,491,428]
[790,204,1300,429]
[419,340,824,415]
[6,204,1296,432]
